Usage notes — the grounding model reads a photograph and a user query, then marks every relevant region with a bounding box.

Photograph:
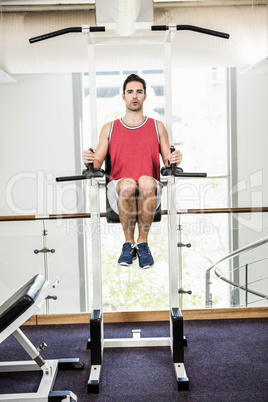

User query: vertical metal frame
[72,73,90,312]
[87,37,98,148]
[167,176,179,309]
[164,24,176,144]
[164,25,180,310]
[86,32,103,313]
[89,179,103,311]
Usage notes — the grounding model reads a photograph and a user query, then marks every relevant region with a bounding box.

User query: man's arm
[82,122,111,169]
[157,120,182,166]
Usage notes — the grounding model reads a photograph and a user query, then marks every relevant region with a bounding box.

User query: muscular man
[83,74,182,269]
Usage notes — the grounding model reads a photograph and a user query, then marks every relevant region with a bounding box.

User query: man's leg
[136,176,157,269]
[116,178,138,266]
[136,175,157,243]
[116,178,137,244]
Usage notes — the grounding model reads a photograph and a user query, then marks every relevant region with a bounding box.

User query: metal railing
[205,236,268,307]
[1,208,267,310]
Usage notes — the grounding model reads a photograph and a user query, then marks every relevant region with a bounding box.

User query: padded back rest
[105,153,120,223]
[105,153,162,223]
[0,274,45,333]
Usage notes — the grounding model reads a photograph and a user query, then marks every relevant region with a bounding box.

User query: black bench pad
[0,274,45,333]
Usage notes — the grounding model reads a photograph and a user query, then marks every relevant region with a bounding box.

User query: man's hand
[169,149,182,166]
[82,149,95,167]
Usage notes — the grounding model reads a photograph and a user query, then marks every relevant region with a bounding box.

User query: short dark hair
[123,74,147,94]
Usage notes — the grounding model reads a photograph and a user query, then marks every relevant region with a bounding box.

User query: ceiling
[1,0,267,12]
[0,0,267,79]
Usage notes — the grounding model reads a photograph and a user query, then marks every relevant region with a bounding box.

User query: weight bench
[0,274,83,402]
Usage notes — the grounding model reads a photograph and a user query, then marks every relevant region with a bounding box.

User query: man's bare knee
[138,176,157,198]
[117,178,137,199]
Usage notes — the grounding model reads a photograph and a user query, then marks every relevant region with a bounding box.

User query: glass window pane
[172,68,228,176]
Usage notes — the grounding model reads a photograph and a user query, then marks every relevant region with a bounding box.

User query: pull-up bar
[28,22,229,146]
[29,24,229,44]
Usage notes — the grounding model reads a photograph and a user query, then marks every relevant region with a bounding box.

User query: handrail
[214,258,268,301]
[206,235,268,274]
[1,209,267,307]
[0,213,93,222]
[1,207,267,222]
[205,236,268,306]
[177,207,268,214]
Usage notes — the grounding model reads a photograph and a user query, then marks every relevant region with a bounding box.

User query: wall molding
[24,307,268,326]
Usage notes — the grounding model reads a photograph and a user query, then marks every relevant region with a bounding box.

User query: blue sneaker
[118,242,137,266]
[137,243,154,269]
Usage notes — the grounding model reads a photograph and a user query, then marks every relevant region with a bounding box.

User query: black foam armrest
[161,166,207,178]
[161,166,184,176]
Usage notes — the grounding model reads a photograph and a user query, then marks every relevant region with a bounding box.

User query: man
[83,74,182,269]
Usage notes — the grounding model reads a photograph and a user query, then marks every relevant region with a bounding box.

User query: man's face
[122,81,146,112]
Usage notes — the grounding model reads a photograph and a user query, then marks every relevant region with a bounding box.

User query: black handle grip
[177,25,229,39]
[170,145,176,173]
[90,26,105,32]
[151,25,168,31]
[151,24,229,39]
[29,27,82,43]
[56,174,88,182]
[29,26,106,43]
[86,147,94,175]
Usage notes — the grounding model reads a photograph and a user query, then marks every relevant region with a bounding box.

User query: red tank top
[109,117,160,183]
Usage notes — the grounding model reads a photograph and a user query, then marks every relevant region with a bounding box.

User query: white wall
[0,74,85,313]
[236,69,268,306]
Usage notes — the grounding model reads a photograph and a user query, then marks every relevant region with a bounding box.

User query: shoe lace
[122,243,133,255]
[138,244,150,256]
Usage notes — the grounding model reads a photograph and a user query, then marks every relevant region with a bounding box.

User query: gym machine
[56,159,207,393]
[29,9,228,392]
